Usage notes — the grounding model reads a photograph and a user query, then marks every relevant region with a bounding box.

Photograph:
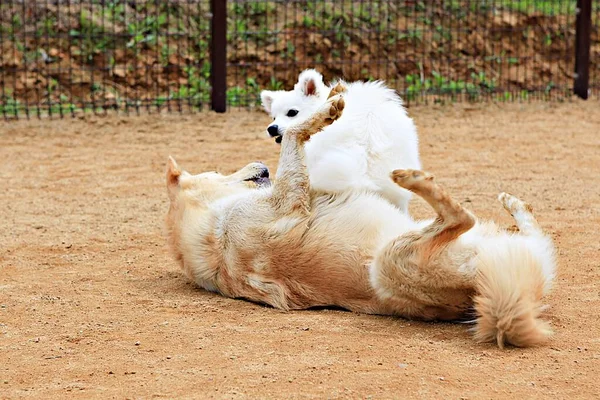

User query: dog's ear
[295,69,325,97]
[260,90,276,114]
[166,156,182,190]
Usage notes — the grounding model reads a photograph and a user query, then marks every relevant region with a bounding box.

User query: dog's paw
[390,169,434,189]
[327,82,348,99]
[295,94,345,143]
[323,94,345,123]
[498,192,533,215]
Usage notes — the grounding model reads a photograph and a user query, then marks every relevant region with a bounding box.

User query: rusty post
[210,0,227,112]
[574,0,592,99]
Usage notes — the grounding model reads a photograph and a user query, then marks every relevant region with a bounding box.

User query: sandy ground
[1,101,599,399]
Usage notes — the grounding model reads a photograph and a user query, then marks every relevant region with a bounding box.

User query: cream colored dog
[165,87,556,348]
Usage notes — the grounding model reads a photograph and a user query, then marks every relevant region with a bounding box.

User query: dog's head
[165,156,270,207]
[260,69,328,143]
[165,156,270,290]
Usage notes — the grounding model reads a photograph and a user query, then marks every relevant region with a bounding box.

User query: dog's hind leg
[370,169,477,320]
[373,172,556,345]
[498,192,542,236]
[269,91,345,217]
[498,192,555,295]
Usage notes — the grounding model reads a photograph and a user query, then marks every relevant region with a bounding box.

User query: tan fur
[473,245,551,348]
[165,88,556,348]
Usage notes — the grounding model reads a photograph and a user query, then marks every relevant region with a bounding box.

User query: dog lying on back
[166,86,556,348]
[261,69,420,213]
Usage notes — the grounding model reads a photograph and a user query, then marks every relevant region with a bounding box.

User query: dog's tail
[472,241,554,348]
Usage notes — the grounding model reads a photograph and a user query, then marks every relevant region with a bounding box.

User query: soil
[1,101,600,399]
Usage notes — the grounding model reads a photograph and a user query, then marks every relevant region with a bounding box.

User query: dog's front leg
[268,92,345,217]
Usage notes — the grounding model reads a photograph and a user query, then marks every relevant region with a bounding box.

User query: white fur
[261,69,421,212]
[455,222,556,294]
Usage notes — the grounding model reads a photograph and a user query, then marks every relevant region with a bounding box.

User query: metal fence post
[574,0,592,99]
[211,0,227,112]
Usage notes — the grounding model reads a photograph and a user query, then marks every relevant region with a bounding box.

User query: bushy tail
[472,243,553,348]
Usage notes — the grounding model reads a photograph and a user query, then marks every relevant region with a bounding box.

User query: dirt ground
[1,101,599,399]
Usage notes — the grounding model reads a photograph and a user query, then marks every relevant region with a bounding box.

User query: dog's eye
[286,109,299,117]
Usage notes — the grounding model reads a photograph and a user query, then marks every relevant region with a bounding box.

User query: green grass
[504,0,576,16]
[227,77,287,108]
[403,71,498,102]
[443,0,577,16]
[0,95,20,116]
[0,96,98,117]
[171,64,211,107]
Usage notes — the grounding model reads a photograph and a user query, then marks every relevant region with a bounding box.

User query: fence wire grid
[0,0,598,118]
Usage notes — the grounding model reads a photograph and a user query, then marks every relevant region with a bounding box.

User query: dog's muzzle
[267,125,283,144]
[243,164,271,187]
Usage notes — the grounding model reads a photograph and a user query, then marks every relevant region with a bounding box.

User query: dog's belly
[248,192,418,312]
[308,191,417,250]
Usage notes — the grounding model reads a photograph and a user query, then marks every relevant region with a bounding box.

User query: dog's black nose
[267,125,279,137]
[258,167,269,179]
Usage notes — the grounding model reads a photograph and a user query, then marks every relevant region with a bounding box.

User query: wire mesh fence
[0,0,597,119]
[0,0,212,118]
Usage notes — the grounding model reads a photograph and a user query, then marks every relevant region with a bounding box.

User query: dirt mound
[0,2,596,112]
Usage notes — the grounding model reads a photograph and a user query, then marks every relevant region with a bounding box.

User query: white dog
[260,69,420,212]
